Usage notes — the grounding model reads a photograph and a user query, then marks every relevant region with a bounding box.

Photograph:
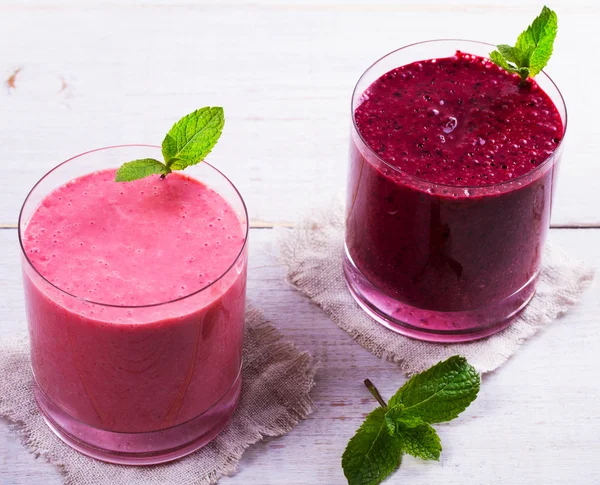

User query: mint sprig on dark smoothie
[490,6,558,83]
[342,357,480,485]
[115,107,224,182]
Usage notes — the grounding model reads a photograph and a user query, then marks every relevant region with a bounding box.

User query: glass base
[343,249,537,342]
[34,370,242,465]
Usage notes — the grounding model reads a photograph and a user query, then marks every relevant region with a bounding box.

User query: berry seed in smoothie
[345,41,565,341]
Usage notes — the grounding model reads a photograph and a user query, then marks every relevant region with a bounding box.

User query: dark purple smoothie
[345,51,563,336]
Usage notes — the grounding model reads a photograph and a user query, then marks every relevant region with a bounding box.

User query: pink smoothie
[22,169,247,433]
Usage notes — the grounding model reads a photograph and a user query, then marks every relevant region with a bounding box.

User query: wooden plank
[1,1,599,226]
[1,227,599,484]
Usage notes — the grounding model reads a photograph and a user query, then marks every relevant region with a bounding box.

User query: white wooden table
[1,1,599,484]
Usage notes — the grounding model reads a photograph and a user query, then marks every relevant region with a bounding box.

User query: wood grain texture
[1,228,599,484]
[0,0,599,226]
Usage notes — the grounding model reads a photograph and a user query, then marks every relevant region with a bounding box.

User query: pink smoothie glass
[19,145,248,464]
[344,40,567,342]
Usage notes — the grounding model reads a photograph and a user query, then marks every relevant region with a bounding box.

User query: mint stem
[519,76,529,87]
[364,379,387,409]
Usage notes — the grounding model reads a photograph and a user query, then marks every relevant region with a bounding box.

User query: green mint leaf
[162,106,224,170]
[388,356,480,424]
[491,49,531,81]
[343,360,481,485]
[516,65,531,80]
[490,48,531,81]
[490,5,558,81]
[384,407,421,435]
[516,6,558,76]
[342,407,404,485]
[396,420,441,461]
[496,44,524,65]
[490,49,516,72]
[385,408,441,461]
[115,107,226,182]
[115,158,168,182]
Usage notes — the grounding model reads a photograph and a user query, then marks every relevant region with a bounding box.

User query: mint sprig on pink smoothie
[115,106,225,182]
[490,6,558,83]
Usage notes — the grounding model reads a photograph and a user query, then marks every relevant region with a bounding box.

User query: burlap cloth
[278,205,595,375]
[0,308,317,484]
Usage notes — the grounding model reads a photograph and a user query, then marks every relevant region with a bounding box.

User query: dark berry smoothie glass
[344,40,566,342]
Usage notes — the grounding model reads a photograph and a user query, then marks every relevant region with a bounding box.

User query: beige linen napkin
[279,204,594,375]
[0,308,317,485]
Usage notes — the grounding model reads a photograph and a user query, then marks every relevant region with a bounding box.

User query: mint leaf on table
[385,409,442,461]
[384,409,420,433]
[115,106,225,182]
[342,407,404,485]
[388,355,480,424]
[396,420,441,461]
[490,5,558,82]
[342,356,481,485]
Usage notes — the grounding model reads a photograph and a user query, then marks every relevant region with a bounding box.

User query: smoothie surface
[354,51,563,186]
[23,169,245,306]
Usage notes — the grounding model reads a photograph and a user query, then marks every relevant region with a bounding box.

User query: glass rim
[18,144,250,309]
[350,38,568,190]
